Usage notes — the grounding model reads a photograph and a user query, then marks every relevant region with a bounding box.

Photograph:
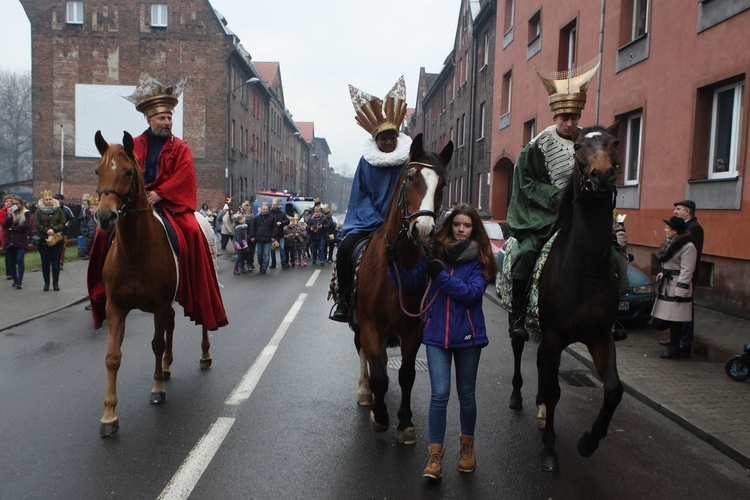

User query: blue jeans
[256,241,271,270]
[425,344,482,444]
[6,246,26,284]
[311,238,326,263]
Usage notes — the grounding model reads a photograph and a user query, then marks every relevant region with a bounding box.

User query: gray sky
[0,0,460,176]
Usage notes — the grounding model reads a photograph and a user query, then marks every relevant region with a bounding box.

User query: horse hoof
[369,410,388,433]
[357,393,373,406]
[100,419,119,437]
[536,417,546,430]
[577,431,599,457]
[163,371,171,381]
[397,426,416,445]
[539,450,559,472]
[200,358,212,370]
[508,393,523,410]
[150,391,166,404]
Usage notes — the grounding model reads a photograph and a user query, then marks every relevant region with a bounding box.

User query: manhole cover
[558,370,600,388]
[387,356,429,372]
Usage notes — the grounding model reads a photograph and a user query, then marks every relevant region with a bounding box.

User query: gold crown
[349,76,407,139]
[534,55,601,116]
[40,190,54,199]
[124,72,187,118]
[88,196,99,206]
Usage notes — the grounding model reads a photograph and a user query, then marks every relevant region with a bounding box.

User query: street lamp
[227,77,260,202]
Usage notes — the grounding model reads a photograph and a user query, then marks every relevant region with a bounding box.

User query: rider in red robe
[87,74,228,331]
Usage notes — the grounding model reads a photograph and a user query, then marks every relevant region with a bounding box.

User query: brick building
[20,0,327,210]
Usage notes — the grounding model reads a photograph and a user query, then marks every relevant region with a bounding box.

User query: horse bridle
[573,150,619,211]
[98,159,150,217]
[389,161,439,245]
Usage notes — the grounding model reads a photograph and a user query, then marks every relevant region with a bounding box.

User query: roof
[296,121,315,144]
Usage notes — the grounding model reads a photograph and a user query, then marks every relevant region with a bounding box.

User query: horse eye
[125,169,134,177]
[94,169,99,177]
[574,143,581,151]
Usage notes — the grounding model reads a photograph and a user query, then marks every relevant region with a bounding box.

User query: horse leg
[100,309,126,437]
[357,348,373,406]
[509,337,526,409]
[361,327,389,432]
[150,308,171,404]
[162,308,174,380]
[537,342,563,472]
[199,325,213,370]
[578,337,624,458]
[395,333,420,445]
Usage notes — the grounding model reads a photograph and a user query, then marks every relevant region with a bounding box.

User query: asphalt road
[0,256,748,499]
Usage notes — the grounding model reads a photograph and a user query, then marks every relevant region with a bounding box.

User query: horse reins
[388,160,442,319]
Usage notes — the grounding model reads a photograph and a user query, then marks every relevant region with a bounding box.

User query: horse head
[395,134,453,245]
[93,130,143,232]
[572,122,620,198]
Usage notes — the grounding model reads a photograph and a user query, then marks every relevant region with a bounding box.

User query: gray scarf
[443,239,478,263]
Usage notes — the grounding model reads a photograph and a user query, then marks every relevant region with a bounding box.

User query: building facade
[19,0,329,210]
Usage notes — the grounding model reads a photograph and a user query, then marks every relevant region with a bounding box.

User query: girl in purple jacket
[388,203,497,480]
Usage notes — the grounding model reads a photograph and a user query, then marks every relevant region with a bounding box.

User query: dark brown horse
[509,124,623,471]
[93,131,212,437]
[351,134,452,444]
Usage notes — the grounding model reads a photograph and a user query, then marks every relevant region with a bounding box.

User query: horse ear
[94,130,108,156]
[122,131,135,158]
[606,121,621,139]
[440,141,454,166]
[410,133,424,158]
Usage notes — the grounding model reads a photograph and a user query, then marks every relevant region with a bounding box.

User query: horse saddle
[152,205,180,257]
[498,232,559,336]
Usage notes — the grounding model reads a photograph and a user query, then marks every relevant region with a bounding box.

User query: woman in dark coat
[2,195,33,289]
[34,190,67,291]
[652,216,697,359]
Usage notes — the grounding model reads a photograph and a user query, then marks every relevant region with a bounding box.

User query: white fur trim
[361,133,412,167]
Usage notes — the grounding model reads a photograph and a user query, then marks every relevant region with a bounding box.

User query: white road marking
[159,293,307,498]
[306,269,320,287]
[157,417,235,500]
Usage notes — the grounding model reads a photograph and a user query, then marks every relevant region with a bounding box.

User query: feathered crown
[349,76,407,139]
[124,72,187,118]
[534,54,601,116]
[40,190,54,199]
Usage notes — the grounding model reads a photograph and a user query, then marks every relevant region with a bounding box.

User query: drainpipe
[595,0,606,124]
[467,27,478,206]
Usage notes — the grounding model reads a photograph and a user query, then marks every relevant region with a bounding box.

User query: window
[631,0,648,40]
[523,118,536,144]
[623,113,642,184]
[230,120,236,151]
[66,1,83,24]
[458,115,466,148]
[151,4,168,27]
[527,9,542,59]
[478,103,486,140]
[479,32,490,69]
[708,81,744,179]
[559,20,577,71]
[499,70,512,130]
[503,0,515,34]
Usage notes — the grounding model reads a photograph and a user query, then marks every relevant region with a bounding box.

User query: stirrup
[329,301,348,323]
[509,318,529,341]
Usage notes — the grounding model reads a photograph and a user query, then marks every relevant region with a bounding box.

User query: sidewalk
[485,292,750,470]
[2,260,749,469]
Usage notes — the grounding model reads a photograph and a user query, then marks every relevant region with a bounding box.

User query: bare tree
[0,69,32,183]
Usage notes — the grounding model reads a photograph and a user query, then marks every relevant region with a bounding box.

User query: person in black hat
[651,216,698,359]
[667,200,704,351]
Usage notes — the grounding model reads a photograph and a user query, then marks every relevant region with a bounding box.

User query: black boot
[329,300,348,323]
[509,280,529,341]
[53,281,60,291]
[43,282,50,292]
[659,346,680,359]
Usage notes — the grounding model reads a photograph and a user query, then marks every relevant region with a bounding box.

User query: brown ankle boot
[422,443,444,479]
[458,434,476,472]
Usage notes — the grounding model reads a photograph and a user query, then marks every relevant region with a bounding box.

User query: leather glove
[425,260,444,278]
[385,244,397,264]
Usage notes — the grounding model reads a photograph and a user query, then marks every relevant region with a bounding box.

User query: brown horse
[93,131,212,437]
[350,134,453,444]
[509,124,623,471]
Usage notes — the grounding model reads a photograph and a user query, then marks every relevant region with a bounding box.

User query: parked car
[482,219,507,258]
[493,246,656,323]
